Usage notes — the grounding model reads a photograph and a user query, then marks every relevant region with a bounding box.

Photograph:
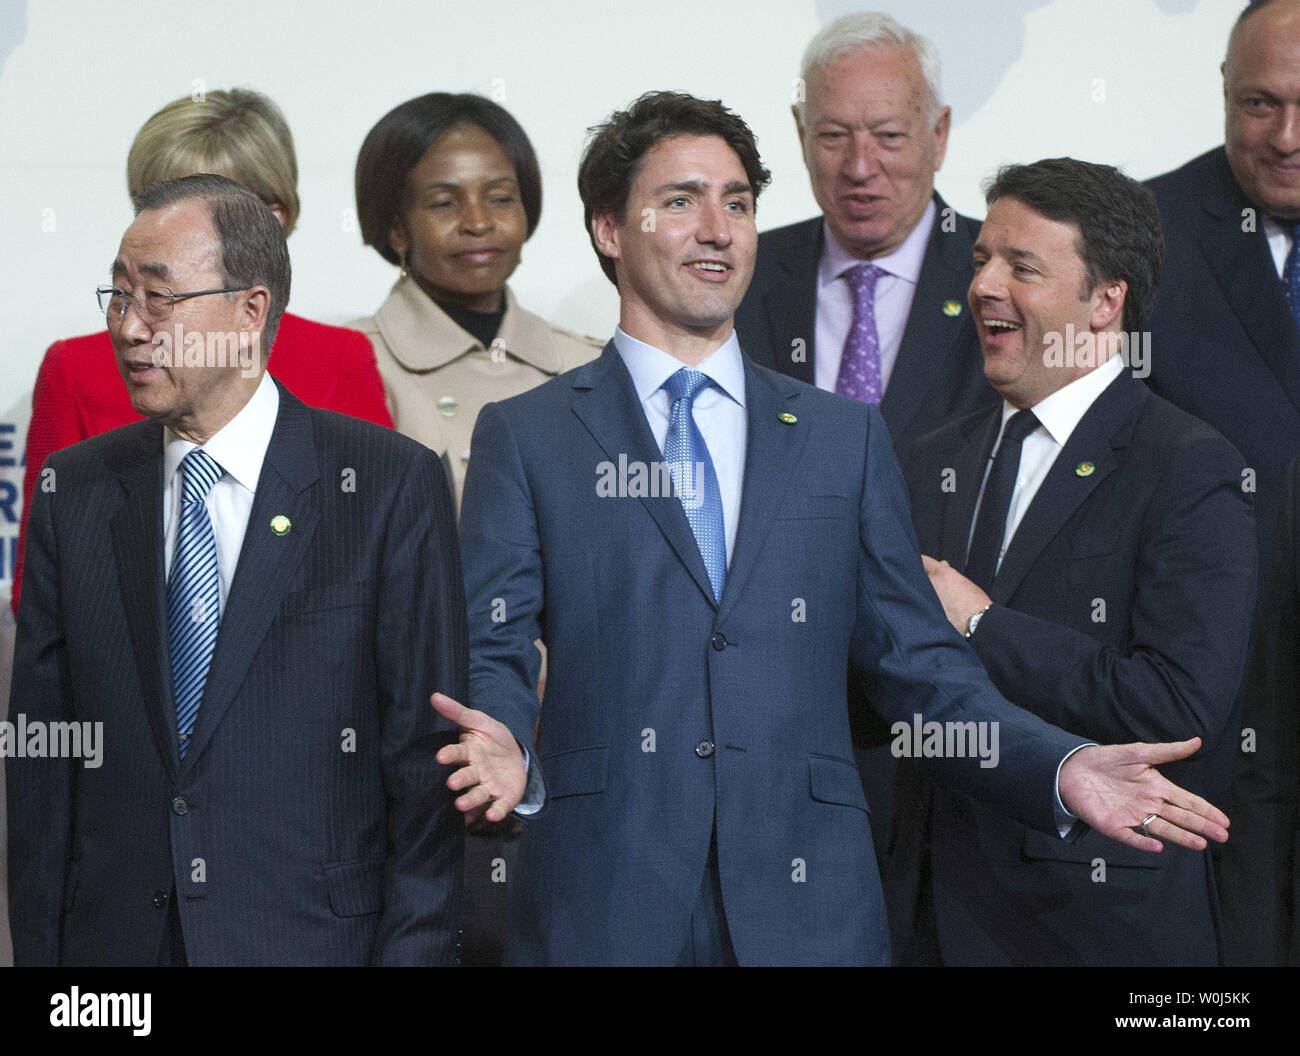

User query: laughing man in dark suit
[895,159,1256,965]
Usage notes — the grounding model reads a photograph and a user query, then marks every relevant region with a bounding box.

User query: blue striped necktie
[662,368,727,602]
[168,448,223,758]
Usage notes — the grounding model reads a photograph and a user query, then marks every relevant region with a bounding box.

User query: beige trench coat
[350,275,602,507]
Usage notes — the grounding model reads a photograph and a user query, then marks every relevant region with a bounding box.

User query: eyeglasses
[96,284,252,324]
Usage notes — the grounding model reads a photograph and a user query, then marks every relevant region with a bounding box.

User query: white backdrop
[0,0,1241,965]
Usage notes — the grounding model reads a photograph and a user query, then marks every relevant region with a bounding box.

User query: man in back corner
[7,174,466,965]
[1145,0,1300,966]
[430,90,1232,966]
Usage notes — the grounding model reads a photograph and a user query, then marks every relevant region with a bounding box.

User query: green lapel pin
[1075,462,1096,478]
[942,299,962,317]
[270,514,292,536]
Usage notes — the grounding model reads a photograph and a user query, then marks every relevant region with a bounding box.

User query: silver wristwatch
[965,604,992,639]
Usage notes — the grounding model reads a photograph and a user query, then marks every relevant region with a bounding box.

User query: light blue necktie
[168,448,223,759]
[662,368,727,602]
[835,262,885,404]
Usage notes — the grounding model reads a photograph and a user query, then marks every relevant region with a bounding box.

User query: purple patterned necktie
[835,262,885,404]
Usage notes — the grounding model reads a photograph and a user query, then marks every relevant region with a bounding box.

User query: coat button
[695,740,715,758]
[153,890,169,908]
[171,796,189,816]
[710,632,728,651]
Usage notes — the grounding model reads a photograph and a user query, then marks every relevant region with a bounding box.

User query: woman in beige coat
[351,93,599,507]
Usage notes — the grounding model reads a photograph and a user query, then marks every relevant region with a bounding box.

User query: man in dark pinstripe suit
[6,174,467,965]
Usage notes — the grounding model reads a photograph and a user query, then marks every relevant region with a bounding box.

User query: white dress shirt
[613,327,748,565]
[968,354,1126,573]
[163,372,280,612]
[814,199,936,394]
[1264,214,1292,279]
[968,354,1126,832]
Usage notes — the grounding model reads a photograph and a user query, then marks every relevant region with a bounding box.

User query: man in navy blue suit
[1146,0,1300,573]
[433,92,1231,966]
[7,175,466,965]
[1146,0,1300,966]
[894,159,1256,966]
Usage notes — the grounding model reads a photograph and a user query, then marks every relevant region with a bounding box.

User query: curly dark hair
[578,90,771,286]
[984,158,1164,333]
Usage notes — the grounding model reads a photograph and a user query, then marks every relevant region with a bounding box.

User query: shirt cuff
[514,741,545,817]
[1053,742,1098,838]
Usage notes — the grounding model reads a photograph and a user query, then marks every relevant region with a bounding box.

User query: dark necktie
[1282,220,1300,335]
[964,409,1040,592]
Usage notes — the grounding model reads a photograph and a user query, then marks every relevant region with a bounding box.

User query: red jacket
[11,311,393,614]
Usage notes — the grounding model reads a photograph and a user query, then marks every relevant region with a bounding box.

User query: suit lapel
[1193,154,1300,416]
[990,374,1144,603]
[944,410,1000,567]
[718,361,809,623]
[880,194,977,441]
[108,421,179,781]
[759,219,820,383]
[180,386,321,770]
[570,344,718,607]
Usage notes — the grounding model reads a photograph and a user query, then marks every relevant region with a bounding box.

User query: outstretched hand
[431,693,527,825]
[1058,737,1229,852]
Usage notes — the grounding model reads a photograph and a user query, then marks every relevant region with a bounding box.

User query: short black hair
[984,158,1164,333]
[133,172,291,350]
[356,93,542,266]
[577,90,772,286]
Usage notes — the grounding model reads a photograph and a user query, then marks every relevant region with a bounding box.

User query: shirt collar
[819,197,937,289]
[1003,353,1126,447]
[164,371,280,494]
[374,275,564,374]
[613,326,746,408]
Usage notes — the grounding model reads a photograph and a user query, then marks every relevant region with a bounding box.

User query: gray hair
[797,12,943,119]
[133,173,291,352]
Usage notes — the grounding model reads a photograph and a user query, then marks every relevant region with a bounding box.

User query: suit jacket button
[153,890,169,908]
[695,740,715,758]
[171,796,189,816]
[710,632,728,651]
